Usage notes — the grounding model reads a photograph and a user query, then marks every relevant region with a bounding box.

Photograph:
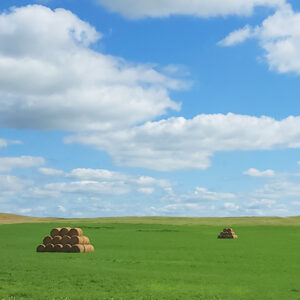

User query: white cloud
[97,0,284,19]
[220,4,300,74]
[138,187,154,194]
[58,205,66,212]
[0,174,32,192]
[38,168,64,176]
[192,187,236,200]
[0,138,21,148]
[0,156,45,172]
[0,5,183,132]
[66,113,300,171]
[219,25,253,46]
[243,168,275,177]
[224,202,240,211]
[43,180,131,196]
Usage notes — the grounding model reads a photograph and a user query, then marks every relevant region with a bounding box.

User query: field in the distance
[1,214,300,299]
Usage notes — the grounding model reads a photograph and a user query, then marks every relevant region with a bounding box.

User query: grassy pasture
[0,216,300,299]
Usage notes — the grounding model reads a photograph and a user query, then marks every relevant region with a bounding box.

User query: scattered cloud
[220,4,300,74]
[0,5,183,132]
[38,168,64,176]
[218,25,253,46]
[96,0,284,19]
[0,156,45,172]
[67,113,300,171]
[243,168,275,177]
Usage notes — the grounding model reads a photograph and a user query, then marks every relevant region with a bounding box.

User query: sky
[1,0,300,218]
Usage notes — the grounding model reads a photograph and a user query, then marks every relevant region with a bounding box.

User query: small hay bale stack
[218,228,238,239]
[36,244,46,252]
[61,235,71,245]
[69,228,83,237]
[43,235,53,245]
[45,243,55,252]
[54,244,63,252]
[70,236,90,245]
[60,227,71,236]
[36,227,94,253]
[50,228,61,238]
[62,244,72,253]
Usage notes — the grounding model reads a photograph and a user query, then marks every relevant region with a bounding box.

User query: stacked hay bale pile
[36,227,94,253]
[218,228,238,239]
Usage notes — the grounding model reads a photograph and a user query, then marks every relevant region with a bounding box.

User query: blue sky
[1,0,300,217]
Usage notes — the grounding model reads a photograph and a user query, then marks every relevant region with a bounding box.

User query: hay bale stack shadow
[218,228,238,239]
[37,227,95,253]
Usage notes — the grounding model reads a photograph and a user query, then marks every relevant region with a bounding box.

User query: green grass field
[1,215,300,299]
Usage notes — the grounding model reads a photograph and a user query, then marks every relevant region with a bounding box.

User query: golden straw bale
[53,235,62,245]
[54,244,63,252]
[69,228,83,237]
[61,235,71,245]
[84,244,94,252]
[71,244,85,253]
[36,244,46,252]
[45,243,54,252]
[70,236,90,245]
[50,228,61,237]
[43,235,53,245]
[62,244,72,253]
[60,227,71,236]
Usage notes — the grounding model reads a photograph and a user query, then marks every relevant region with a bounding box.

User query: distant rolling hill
[1,212,300,226]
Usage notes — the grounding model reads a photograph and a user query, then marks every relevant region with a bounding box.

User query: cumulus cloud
[97,0,284,19]
[0,156,45,172]
[66,113,300,171]
[0,5,183,131]
[243,168,275,177]
[32,167,171,198]
[220,4,300,74]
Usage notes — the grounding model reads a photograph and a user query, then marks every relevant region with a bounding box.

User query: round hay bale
[71,244,85,253]
[54,244,63,252]
[70,236,90,245]
[53,235,62,245]
[62,244,72,253]
[84,244,94,252]
[36,244,46,252]
[69,228,83,237]
[45,243,54,252]
[50,228,61,237]
[61,235,71,245]
[60,227,71,236]
[43,235,53,245]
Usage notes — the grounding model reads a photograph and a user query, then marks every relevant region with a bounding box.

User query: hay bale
[70,236,90,245]
[54,244,63,252]
[69,228,83,237]
[43,235,53,245]
[84,244,94,252]
[71,244,85,253]
[62,244,72,253]
[53,235,62,245]
[60,227,71,236]
[45,243,54,252]
[61,235,71,245]
[50,228,61,237]
[36,244,46,252]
